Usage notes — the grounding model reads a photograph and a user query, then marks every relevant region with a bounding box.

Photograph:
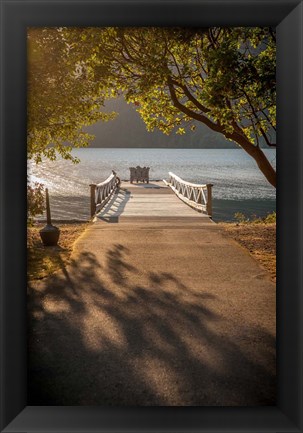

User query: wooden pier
[89,171,213,221]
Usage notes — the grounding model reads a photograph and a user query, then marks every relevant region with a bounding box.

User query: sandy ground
[27,222,89,280]
[219,223,276,282]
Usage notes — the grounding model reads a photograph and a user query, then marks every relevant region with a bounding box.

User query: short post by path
[45,188,52,225]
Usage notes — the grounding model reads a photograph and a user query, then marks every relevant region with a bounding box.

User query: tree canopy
[28,27,276,186]
[27,28,116,163]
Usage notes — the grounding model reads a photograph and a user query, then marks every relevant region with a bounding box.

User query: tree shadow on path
[28,246,276,406]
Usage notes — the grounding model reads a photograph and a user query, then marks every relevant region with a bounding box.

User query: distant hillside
[85,98,238,149]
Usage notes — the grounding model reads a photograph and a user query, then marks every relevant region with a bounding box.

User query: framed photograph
[1,0,302,432]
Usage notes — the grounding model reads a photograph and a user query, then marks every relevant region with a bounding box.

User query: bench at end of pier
[129,166,150,183]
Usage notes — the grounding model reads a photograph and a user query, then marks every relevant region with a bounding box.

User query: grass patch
[27,222,89,281]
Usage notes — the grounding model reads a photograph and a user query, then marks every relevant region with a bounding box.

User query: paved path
[28,184,276,406]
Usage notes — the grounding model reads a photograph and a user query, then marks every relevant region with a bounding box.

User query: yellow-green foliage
[234,211,276,224]
[27,28,116,163]
[264,211,276,223]
[27,181,45,225]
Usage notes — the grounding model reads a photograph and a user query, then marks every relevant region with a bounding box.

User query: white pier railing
[166,172,213,217]
[90,171,120,217]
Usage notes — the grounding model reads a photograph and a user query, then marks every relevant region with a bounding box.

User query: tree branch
[167,77,221,133]
[170,79,210,114]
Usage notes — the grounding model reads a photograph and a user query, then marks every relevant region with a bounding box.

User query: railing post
[206,184,213,218]
[198,188,202,206]
[89,184,96,217]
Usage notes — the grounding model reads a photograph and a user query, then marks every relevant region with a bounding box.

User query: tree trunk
[250,146,276,188]
[230,132,276,188]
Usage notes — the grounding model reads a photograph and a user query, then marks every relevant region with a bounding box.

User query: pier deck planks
[97,181,211,220]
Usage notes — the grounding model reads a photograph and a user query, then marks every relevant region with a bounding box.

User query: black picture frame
[0,0,302,432]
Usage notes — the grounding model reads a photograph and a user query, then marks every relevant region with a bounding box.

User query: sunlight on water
[28,148,276,220]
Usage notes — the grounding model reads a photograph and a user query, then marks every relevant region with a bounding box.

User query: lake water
[28,148,276,221]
